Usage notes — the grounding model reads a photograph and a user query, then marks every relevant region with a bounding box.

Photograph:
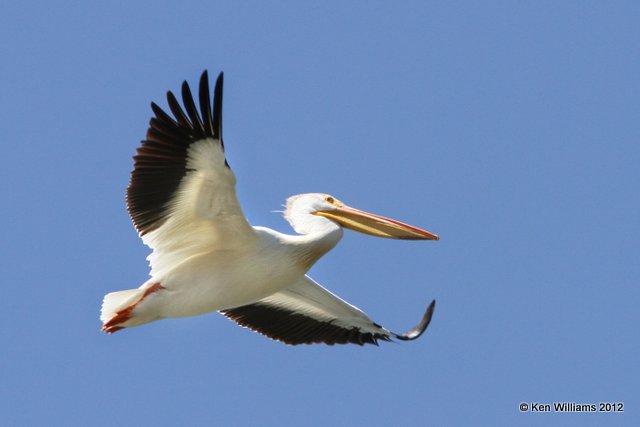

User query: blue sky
[1,1,638,426]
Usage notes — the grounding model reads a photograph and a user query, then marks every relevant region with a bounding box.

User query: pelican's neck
[287,220,344,270]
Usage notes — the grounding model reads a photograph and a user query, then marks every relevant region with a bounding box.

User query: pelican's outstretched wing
[221,276,435,346]
[126,71,255,273]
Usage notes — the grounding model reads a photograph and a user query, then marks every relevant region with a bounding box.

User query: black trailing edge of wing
[221,299,436,346]
[221,304,391,346]
[126,70,226,236]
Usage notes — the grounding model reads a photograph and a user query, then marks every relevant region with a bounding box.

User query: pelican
[101,71,439,346]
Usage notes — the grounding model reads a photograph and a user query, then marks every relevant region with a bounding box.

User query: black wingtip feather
[181,80,205,133]
[198,70,214,136]
[151,102,179,128]
[393,299,436,341]
[166,91,192,130]
[213,72,224,143]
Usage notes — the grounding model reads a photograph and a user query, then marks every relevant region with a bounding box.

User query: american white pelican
[101,71,439,346]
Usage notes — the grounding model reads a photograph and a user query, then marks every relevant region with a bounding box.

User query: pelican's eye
[324,196,335,204]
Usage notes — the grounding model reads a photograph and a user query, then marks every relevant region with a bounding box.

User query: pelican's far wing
[221,276,435,346]
[126,71,256,270]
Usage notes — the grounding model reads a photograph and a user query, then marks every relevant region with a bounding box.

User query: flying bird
[101,71,439,345]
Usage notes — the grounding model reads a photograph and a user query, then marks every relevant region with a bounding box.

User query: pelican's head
[284,193,439,240]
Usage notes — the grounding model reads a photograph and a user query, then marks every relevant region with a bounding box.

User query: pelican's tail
[100,283,163,333]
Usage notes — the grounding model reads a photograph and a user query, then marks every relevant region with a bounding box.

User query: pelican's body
[101,71,439,345]
[127,217,340,325]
